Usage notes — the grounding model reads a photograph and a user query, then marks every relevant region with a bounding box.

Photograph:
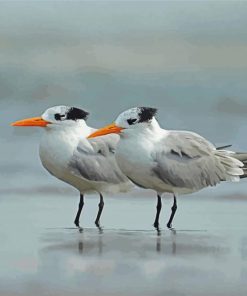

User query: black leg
[167,194,177,229]
[153,194,162,229]
[95,193,104,227]
[74,194,84,228]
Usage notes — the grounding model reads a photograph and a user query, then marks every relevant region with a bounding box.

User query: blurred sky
[2,0,247,196]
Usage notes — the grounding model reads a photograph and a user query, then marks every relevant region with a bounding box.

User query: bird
[88,106,247,229]
[11,105,133,228]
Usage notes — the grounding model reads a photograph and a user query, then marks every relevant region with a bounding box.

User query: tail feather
[232,152,247,179]
[215,150,244,182]
[215,145,247,179]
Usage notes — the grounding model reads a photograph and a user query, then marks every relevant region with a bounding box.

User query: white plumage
[12,106,132,228]
[89,107,245,229]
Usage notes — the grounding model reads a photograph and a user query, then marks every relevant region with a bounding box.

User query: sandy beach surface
[0,192,247,296]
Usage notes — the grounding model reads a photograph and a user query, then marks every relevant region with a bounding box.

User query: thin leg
[153,194,162,229]
[95,193,104,227]
[167,194,177,229]
[74,194,84,228]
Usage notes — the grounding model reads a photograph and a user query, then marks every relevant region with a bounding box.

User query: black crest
[66,107,89,121]
[138,107,157,123]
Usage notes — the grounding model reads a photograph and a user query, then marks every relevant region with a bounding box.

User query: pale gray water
[1,1,247,295]
[1,194,247,296]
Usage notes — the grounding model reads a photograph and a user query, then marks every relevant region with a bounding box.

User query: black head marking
[138,107,157,123]
[127,118,137,125]
[66,107,89,121]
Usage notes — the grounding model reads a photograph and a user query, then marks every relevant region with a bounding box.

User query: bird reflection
[170,228,177,255]
[42,227,229,262]
[76,229,177,256]
[78,231,103,255]
[98,234,103,254]
[97,225,104,234]
[78,226,103,234]
[156,231,161,253]
[78,241,83,254]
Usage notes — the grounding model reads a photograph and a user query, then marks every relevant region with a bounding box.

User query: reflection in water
[1,194,246,296]
[78,241,83,254]
[41,228,228,260]
[98,234,103,254]
[77,230,165,255]
[78,233,104,255]
[0,226,240,296]
[155,228,177,254]
[156,234,161,253]
[170,228,177,255]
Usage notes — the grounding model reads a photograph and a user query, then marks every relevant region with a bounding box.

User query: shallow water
[1,194,247,296]
[1,1,247,295]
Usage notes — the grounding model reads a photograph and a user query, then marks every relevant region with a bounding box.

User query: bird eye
[127,118,137,125]
[54,113,65,121]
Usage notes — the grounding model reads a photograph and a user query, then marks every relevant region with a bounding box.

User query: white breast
[115,129,180,193]
[115,134,156,189]
[39,128,78,179]
[39,124,132,194]
[39,124,95,192]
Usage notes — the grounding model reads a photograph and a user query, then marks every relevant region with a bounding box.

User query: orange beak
[11,117,50,127]
[88,123,124,138]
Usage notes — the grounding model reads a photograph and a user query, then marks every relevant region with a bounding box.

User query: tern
[89,107,247,229]
[11,106,132,228]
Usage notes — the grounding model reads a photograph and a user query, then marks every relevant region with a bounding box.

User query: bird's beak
[11,117,50,127]
[88,123,124,138]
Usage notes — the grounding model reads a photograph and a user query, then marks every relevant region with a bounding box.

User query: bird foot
[167,223,175,230]
[95,221,103,233]
[153,221,160,229]
[74,219,82,229]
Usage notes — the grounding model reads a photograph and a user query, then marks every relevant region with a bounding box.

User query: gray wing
[152,131,242,191]
[69,134,128,184]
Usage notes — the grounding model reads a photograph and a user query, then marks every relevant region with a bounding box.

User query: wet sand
[0,193,247,296]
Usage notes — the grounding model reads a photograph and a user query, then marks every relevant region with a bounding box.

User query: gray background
[1,1,247,296]
[2,1,247,197]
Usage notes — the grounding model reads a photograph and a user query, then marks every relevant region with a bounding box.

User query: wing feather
[152,131,243,191]
[69,134,129,185]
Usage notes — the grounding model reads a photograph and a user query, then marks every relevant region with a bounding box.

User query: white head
[11,105,89,129]
[88,107,159,138]
[115,107,157,128]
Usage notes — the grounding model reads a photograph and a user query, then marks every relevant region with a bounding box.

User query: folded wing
[153,131,244,191]
[69,134,129,185]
